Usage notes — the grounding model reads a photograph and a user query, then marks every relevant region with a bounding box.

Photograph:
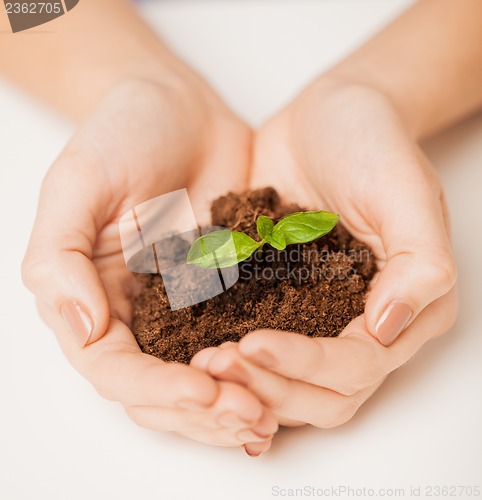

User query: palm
[251,116,383,261]
[251,89,443,272]
[83,81,251,328]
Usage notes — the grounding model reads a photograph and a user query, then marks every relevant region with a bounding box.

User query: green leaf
[265,231,286,251]
[272,210,339,245]
[256,215,274,240]
[186,230,261,269]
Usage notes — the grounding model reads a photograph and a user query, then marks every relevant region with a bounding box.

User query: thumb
[22,161,110,347]
[364,189,457,347]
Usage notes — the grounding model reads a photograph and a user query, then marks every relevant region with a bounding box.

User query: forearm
[0,0,195,119]
[325,0,482,139]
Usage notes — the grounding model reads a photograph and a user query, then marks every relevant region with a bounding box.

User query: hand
[191,80,458,450]
[22,77,278,449]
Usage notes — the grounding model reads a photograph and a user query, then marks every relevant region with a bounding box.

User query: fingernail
[60,300,93,347]
[237,429,272,442]
[376,301,413,346]
[217,412,252,429]
[177,400,210,411]
[246,349,277,368]
[243,444,262,458]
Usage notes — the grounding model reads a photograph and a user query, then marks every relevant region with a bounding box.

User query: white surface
[1,1,482,499]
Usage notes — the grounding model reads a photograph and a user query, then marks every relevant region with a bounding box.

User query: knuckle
[21,251,56,296]
[20,253,39,291]
[93,381,117,402]
[445,289,459,330]
[340,366,380,396]
[263,379,291,411]
[86,349,133,403]
[359,357,388,387]
[428,258,457,291]
[265,393,285,412]
[160,364,199,400]
[355,338,389,387]
[124,406,144,427]
[336,381,367,397]
[434,287,459,338]
[334,339,390,396]
[322,400,360,429]
[213,348,241,371]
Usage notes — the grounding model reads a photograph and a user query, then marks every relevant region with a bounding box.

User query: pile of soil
[132,188,376,363]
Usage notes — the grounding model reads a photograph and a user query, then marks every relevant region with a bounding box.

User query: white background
[1,1,481,499]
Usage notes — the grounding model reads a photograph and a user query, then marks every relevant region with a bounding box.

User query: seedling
[186,210,339,269]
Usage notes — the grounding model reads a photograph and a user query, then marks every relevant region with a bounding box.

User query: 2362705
[5,2,62,14]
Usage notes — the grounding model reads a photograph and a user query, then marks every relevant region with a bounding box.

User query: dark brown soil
[132,188,376,364]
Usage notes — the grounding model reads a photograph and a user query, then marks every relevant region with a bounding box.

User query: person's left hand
[191,79,458,456]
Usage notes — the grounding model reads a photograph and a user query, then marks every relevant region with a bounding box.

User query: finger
[22,156,111,347]
[244,440,273,457]
[191,347,220,370]
[190,342,239,372]
[192,348,280,438]
[178,429,273,448]
[194,346,356,426]
[192,347,280,443]
[125,406,221,433]
[239,286,457,396]
[37,296,279,439]
[177,405,277,448]
[172,395,277,448]
[124,383,278,437]
[206,346,381,428]
[239,323,386,397]
[37,299,221,409]
[364,157,457,346]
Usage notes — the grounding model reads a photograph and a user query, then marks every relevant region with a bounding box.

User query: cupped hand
[22,77,278,449]
[192,80,458,450]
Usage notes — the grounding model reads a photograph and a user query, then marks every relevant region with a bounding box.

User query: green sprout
[186,210,339,269]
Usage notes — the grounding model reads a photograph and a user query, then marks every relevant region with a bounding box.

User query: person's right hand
[22,77,278,450]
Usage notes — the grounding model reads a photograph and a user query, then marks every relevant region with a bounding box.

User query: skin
[25,78,281,449]
[194,0,482,454]
[4,0,481,454]
[7,1,276,449]
[192,82,459,451]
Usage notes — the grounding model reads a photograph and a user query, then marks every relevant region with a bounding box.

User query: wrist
[318,70,426,141]
[290,74,421,140]
[69,51,200,119]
